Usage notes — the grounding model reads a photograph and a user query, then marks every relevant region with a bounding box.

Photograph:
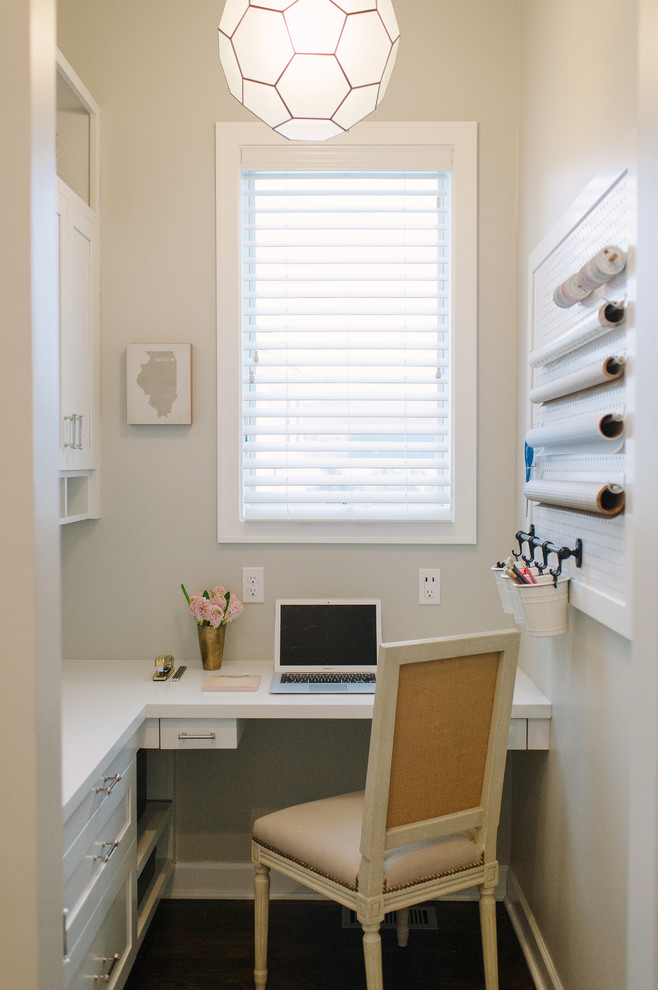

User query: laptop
[269,599,382,694]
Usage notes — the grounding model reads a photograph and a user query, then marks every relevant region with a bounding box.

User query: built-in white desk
[62,658,551,812]
[60,658,551,989]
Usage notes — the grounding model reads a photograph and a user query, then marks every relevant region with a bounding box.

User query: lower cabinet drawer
[159,717,245,749]
[63,748,135,857]
[64,842,135,990]
[63,772,136,957]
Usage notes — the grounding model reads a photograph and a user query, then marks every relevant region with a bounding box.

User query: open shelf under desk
[137,800,172,873]
[137,858,175,949]
[137,799,174,948]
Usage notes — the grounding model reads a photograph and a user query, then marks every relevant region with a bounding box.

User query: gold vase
[197,623,226,670]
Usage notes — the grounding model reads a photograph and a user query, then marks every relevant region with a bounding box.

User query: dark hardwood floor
[124,898,536,990]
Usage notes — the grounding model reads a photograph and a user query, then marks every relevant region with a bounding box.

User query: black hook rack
[515,526,583,585]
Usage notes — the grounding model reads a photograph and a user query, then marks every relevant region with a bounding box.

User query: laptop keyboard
[280,672,376,684]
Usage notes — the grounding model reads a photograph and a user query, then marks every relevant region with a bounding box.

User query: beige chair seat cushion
[253,791,483,892]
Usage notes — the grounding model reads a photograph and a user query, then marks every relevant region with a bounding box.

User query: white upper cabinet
[56,51,101,521]
[57,183,99,472]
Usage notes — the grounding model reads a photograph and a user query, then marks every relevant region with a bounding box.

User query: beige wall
[57,0,521,661]
[513,2,638,989]
[57,0,521,851]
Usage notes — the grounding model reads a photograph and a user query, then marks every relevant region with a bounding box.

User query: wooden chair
[251,629,520,990]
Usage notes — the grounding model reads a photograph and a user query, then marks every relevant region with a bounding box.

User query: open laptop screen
[276,600,381,671]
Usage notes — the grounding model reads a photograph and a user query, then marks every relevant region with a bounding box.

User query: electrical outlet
[419,568,440,605]
[242,566,264,603]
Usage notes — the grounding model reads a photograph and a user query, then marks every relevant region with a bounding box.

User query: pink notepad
[203,674,261,692]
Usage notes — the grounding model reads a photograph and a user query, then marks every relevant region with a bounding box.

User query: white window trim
[216,121,477,544]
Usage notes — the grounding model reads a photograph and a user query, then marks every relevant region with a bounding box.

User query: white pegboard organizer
[526,166,634,638]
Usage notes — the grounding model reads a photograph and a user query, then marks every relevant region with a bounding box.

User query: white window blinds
[240,168,452,523]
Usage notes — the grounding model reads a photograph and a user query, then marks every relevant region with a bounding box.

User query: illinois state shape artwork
[137,350,177,418]
[126,343,192,424]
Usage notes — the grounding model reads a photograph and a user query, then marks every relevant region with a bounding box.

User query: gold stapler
[153,655,175,681]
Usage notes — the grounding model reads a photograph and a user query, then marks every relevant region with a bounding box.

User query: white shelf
[59,470,100,524]
[136,799,174,949]
[136,859,174,949]
[137,800,172,875]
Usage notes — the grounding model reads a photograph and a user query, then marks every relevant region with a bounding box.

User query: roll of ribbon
[578,246,626,293]
[553,275,590,308]
[552,246,626,308]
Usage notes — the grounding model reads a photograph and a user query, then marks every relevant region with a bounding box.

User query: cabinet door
[58,181,99,472]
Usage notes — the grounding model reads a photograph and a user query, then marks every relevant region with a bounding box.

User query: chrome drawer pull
[63,413,84,449]
[93,839,119,863]
[94,952,120,983]
[177,731,216,741]
[63,908,69,961]
[95,773,121,795]
[75,413,83,450]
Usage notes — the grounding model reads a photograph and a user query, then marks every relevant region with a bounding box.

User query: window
[216,123,477,544]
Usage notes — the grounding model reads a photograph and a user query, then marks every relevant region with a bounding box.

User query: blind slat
[242,424,449,437]
[244,441,449,452]
[243,491,451,504]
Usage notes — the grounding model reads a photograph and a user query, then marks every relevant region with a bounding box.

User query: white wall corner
[505,870,565,990]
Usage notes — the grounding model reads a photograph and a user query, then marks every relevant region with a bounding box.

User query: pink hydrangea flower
[182,583,244,627]
[225,598,244,622]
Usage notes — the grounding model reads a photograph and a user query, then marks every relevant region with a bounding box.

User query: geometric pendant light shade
[218,0,400,142]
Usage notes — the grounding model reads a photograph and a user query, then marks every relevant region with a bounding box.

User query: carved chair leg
[361,922,384,990]
[396,907,410,947]
[254,864,270,990]
[479,885,499,990]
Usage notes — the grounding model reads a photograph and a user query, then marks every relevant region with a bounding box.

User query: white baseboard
[168,861,318,900]
[167,861,508,902]
[504,870,564,990]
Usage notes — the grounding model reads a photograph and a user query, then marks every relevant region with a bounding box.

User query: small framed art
[126,343,193,425]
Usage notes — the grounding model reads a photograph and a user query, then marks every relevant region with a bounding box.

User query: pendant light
[218,0,400,142]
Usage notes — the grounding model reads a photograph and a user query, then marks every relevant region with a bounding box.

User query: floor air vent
[341,905,438,931]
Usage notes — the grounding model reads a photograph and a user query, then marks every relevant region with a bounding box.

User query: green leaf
[181,583,191,604]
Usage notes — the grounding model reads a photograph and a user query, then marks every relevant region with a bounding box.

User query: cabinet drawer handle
[177,731,216,741]
[93,839,119,863]
[94,952,120,983]
[95,773,121,795]
[64,414,74,448]
[64,413,84,450]
[63,908,69,961]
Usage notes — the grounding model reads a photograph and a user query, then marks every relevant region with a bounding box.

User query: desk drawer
[159,717,245,749]
[508,719,527,750]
